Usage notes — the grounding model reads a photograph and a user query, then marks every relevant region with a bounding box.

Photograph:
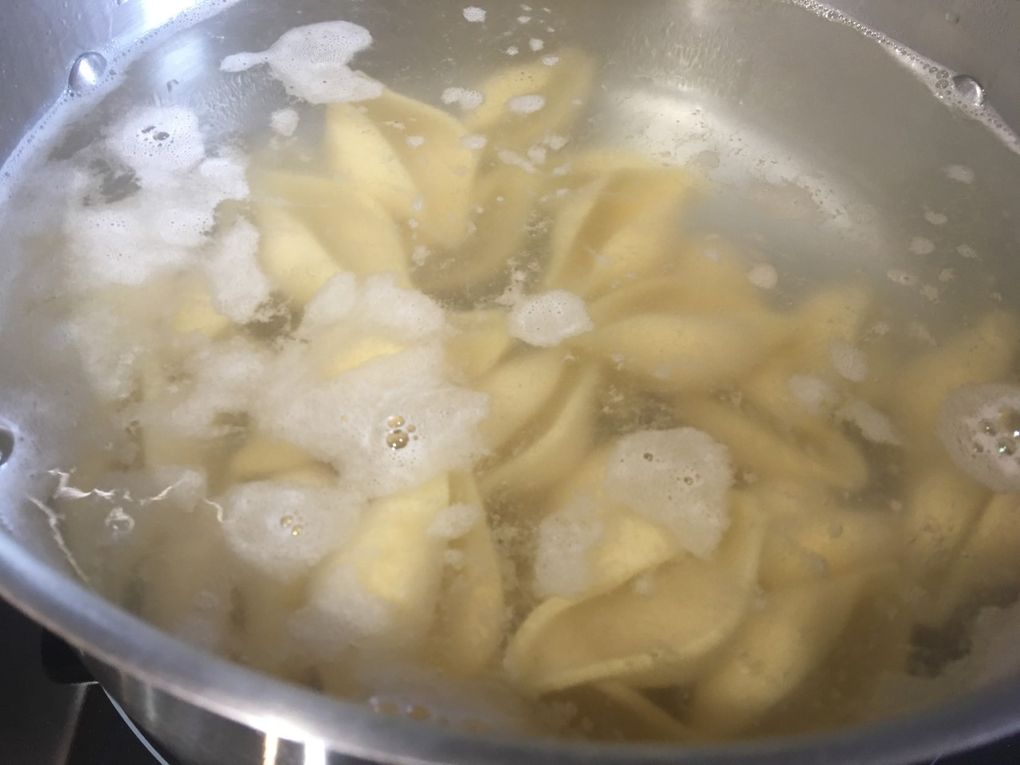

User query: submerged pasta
[11,20,1020,746]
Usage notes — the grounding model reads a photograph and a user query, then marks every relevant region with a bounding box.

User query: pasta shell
[901,461,988,593]
[476,349,569,451]
[890,311,1020,444]
[480,365,600,497]
[411,166,541,298]
[433,473,506,674]
[688,568,880,733]
[577,313,786,394]
[305,475,451,651]
[545,169,692,297]
[254,205,343,304]
[674,398,868,491]
[466,49,595,154]
[931,493,1020,623]
[759,502,898,589]
[533,450,679,601]
[505,497,764,693]
[445,309,513,382]
[326,90,478,249]
[227,433,319,483]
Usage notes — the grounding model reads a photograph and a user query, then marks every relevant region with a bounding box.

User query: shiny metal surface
[1,2,1020,764]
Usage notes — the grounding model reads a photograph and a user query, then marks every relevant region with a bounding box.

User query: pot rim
[1,529,1018,765]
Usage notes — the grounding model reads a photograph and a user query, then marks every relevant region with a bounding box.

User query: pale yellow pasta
[931,493,1020,623]
[576,313,786,394]
[688,568,883,733]
[480,365,600,497]
[410,165,542,297]
[890,310,1020,444]
[253,171,410,292]
[545,168,692,297]
[445,310,514,382]
[758,498,898,589]
[504,498,764,693]
[254,205,344,303]
[326,90,478,249]
[899,461,989,626]
[306,475,450,651]
[540,449,679,600]
[43,42,1020,747]
[587,244,768,325]
[227,434,319,483]
[465,48,595,152]
[475,349,568,450]
[172,276,233,339]
[432,473,505,674]
[674,398,868,490]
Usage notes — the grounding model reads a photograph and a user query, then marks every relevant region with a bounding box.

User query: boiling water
[1,0,1020,744]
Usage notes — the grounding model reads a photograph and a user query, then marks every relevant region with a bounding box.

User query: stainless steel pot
[2,1,1020,763]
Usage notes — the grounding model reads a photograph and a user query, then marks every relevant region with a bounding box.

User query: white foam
[938,383,1020,492]
[497,148,537,173]
[66,109,249,289]
[787,374,838,415]
[441,87,485,111]
[529,38,545,52]
[533,499,603,598]
[508,290,593,347]
[909,236,935,255]
[462,6,486,22]
[220,21,382,105]
[837,400,901,445]
[605,428,733,558]
[221,481,364,580]
[943,164,976,184]
[508,95,546,114]
[205,218,271,324]
[259,345,490,498]
[65,303,146,402]
[158,338,273,438]
[924,209,948,226]
[747,263,778,289]
[887,269,918,287]
[107,106,206,185]
[301,272,360,329]
[270,108,300,137]
[829,339,869,382]
[541,55,560,66]
[428,503,482,539]
[460,134,488,150]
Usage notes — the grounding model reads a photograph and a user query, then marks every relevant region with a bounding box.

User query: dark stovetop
[0,597,1017,765]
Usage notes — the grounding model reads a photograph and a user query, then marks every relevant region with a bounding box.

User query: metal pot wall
[1,2,1019,764]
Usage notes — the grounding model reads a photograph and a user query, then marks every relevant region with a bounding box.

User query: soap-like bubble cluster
[938,383,1020,492]
[220,21,382,105]
[508,289,593,348]
[605,428,733,558]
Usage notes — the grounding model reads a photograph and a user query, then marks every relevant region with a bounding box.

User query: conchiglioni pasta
[22,26,1020,747]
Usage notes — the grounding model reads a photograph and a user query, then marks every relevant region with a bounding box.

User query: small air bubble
[951,74,985,106]
[280,514,294,528]
[386,430,410,450]
[386,414,406,429]
[643,452,654,462]
[68,51,107,93]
